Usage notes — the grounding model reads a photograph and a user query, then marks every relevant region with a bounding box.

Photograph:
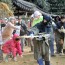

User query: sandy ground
[0,46,65,65]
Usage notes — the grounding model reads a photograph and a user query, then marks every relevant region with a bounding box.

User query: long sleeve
[8,22,20,30]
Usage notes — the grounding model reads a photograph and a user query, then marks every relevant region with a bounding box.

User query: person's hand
[61,29,65,33]
[29,33,34,39]
[38,35,42,39]
[58,29,65,33]
[20,55,23,58]
[58,29,62,33]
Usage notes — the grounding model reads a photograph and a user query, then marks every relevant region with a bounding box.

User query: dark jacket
[56,21,65,29]
[32,21,52,34]
[56,21,65,39]
[20,22,27,35]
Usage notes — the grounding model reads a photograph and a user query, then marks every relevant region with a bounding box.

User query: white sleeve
[52,21,56,27]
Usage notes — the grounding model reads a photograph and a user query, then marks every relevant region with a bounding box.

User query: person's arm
[8,22,20,30]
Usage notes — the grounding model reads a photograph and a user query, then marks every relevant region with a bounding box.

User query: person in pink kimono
[2,34,22,62]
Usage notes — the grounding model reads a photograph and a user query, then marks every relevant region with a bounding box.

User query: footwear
[0,49,3,62]
[59,53,65,56]
[51,54,56,57]
[63,49,65,54]
[13,57,17,61]
[4,56,8,62]
[45,61,51,65]
[37,58,44,65]
[55,52,59,54]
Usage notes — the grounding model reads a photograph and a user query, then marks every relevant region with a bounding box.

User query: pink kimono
[2,34,22,57]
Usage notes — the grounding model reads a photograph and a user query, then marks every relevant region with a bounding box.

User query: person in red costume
[2,34,22,62]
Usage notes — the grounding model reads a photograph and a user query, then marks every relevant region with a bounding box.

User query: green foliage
[48,0,65,15]
[24,0,50,13]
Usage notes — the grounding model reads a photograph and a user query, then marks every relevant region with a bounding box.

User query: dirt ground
[0,46,65,65]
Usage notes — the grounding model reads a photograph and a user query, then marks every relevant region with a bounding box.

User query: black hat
[43,15,51,22]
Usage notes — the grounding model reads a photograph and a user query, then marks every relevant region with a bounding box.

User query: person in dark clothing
[55,16,65,54]
[16,18,28,52]
[20,22,27,36]
[54,16,61,54]
[29,15,52,65]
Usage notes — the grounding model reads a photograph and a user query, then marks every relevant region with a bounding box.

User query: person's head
[8,16,16,24]
[19,16,22,20]
[3,18,8,23]
[15,38,20,42]
[61,16,65,23]
[17,16,22,24]
[43,15,51,25]
[13,34,20,42]
[33,11,42,20]
[55,16,60,22]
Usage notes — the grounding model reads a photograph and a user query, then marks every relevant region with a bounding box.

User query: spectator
[2,16,19,44]
[16,17,28,52]
[54,16,61,54]
[55,16,65,55]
